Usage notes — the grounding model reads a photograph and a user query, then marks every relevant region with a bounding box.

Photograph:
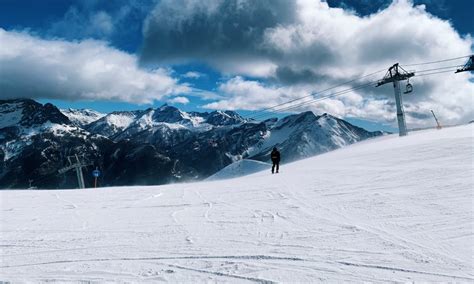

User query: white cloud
[260,0,472,83]
[2,0,471,128]
[182,71,203,79]
[203,77,315,111]
[143,0,473,126]
[205,71,473,128]
[168,96,190,104]
[140,0,294,78]
[0,28,189,104]
[184,88,223,101]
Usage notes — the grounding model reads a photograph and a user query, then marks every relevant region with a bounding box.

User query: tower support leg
[393,80,408,136]
[75,167,85,189]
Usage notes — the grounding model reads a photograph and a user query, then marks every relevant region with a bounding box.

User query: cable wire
[267,82,376,116]
[246,55,471,120]
[251,68,461,120]
[250,80,377,120]
[410,65,463,73]
[414,69,459,77]
[246,68,387,118]
[402,55,471,67]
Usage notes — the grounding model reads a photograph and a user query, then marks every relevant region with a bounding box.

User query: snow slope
[0,102,23,129]
[206,159,272,181]
[60,108,106,127]
[0,125,472,282]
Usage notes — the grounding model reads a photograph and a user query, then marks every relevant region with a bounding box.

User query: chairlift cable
[413,69,459,77]
[246,68,387,118]
[251,68,461,120]
[402,55,471,67]
[250,81,378,120]
[247,55,470,120]
[411,65,464,73]
[250,81,376,119]
[256,64,465,118]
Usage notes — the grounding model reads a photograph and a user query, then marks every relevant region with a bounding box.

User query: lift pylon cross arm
[455,55,474,73]
[376,63,415,137]
[376,63,415,86]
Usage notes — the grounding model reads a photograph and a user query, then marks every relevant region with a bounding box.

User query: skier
[270,147,280,174]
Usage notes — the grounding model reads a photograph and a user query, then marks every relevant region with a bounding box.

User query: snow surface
[1,121,89,161]
[117,108,213,137]
[60,108,105,126]
[206,159,271,181]
[105,113,137,129]
[1,125,473,282]
[0,102,23,129]
[244,113,367,160]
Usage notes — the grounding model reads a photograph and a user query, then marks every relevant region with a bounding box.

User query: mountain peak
[0,99,70,129]
[206,110,247,126]
[159,103,175,111]
[61,108,106,127]
[273,111,317,130]
[152,104,187,123]
[318,112,337,119]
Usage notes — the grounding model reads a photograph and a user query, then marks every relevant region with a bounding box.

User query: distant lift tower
[377,63,415,137]
[58,154,92,189]
[455,55,474,73]
[430,110,442,129]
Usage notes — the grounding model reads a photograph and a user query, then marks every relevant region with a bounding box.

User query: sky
[0,0,472,132]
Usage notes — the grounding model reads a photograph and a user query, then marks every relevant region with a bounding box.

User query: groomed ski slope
[1,124,473,282]
[206,160,271,181]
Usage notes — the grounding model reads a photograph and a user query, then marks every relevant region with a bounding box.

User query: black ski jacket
[270,150,280,162]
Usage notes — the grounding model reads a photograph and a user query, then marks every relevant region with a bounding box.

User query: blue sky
[0,0,473,132]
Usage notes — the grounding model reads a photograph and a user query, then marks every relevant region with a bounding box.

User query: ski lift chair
[404,79,413,94]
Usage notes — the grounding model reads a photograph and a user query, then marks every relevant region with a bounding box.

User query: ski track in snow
[0,125,473,282]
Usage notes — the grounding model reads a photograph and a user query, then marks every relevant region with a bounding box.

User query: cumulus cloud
[182,71,204,79]
[206,71,473,127]
[140,0,295,77]
[202,76,389,120]
[142,0,472,79]
[204,77,303,111]
[168,96,190,104]
[0,28,188,104]
[142,0,473,126]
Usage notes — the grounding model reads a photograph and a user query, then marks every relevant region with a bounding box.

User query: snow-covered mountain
[0,99,70,129]
[247,112,382,162]
[2,125,471,282]
[0,99,113,188]
[0,99,382,189]
[60,108,105,127]
[87,104,249,141]
[205,110,249,126]
[86,110,145,138]
[109,105,206,144]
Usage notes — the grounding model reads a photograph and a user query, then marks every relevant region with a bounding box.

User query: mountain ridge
[0,99,383,189]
